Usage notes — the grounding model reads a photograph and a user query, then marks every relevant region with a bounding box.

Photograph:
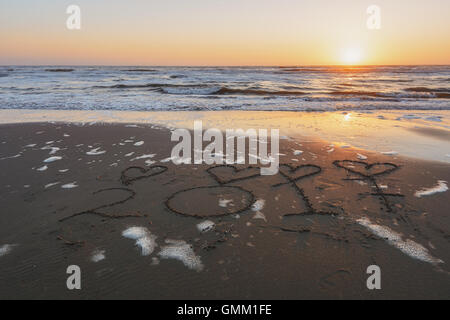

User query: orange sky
[0,0,449,65]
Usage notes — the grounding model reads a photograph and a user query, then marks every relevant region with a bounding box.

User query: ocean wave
[376,79,413,83]
[94,83,163,89]
[326,90,450,99]
[2,65,450,112]
[161,86,307,96]
[214,87,306,96]
[2,101,450,112]
[402,87,450,98]
[93,83,214,92]
[278,66,450,74]
[121,69,158,72]
[45,69,74,72]
[328,90,381,97]
[93,83,307,96]
[404,87,450,93]
[279,66,393,73]
[161,86,222,95]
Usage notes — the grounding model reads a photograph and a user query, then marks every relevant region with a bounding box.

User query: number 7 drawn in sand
[333,160,404,213]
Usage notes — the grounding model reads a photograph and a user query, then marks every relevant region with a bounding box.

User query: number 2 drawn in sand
[59,165,168,222]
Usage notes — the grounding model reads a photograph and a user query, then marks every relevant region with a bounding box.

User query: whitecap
[134,141,144,146]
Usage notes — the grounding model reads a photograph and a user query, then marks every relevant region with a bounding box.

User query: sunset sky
[0,0,449,66]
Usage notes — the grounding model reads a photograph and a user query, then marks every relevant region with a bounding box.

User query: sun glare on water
[340,47,363,65]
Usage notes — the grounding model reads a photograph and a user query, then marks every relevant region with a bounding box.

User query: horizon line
[2,64,450,67]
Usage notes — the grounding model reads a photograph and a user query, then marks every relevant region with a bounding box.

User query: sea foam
[91,249,106,262]
[414,180,448,197]
[43,156,62,163]
[86,148,106,156]
[122,226,157,256]
[158,239,203,272]
[197,220,215,233]
[0,244,16,257]
[357,217,443,265]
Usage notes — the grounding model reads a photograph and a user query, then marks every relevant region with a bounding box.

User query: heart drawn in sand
[206,165,261,184]
[333,160,399,178]
[120,165,168,185]
[274,164,322,186]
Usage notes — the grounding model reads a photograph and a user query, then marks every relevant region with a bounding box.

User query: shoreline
[0,109,449,164]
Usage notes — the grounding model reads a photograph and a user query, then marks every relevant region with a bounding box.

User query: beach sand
[0,112,449,299]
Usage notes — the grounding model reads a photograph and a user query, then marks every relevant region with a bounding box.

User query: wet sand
[0,120,449,299]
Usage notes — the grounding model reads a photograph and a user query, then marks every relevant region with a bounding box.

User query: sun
[340,47,363,65]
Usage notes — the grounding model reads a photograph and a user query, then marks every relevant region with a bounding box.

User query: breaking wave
[1,65,449,111]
